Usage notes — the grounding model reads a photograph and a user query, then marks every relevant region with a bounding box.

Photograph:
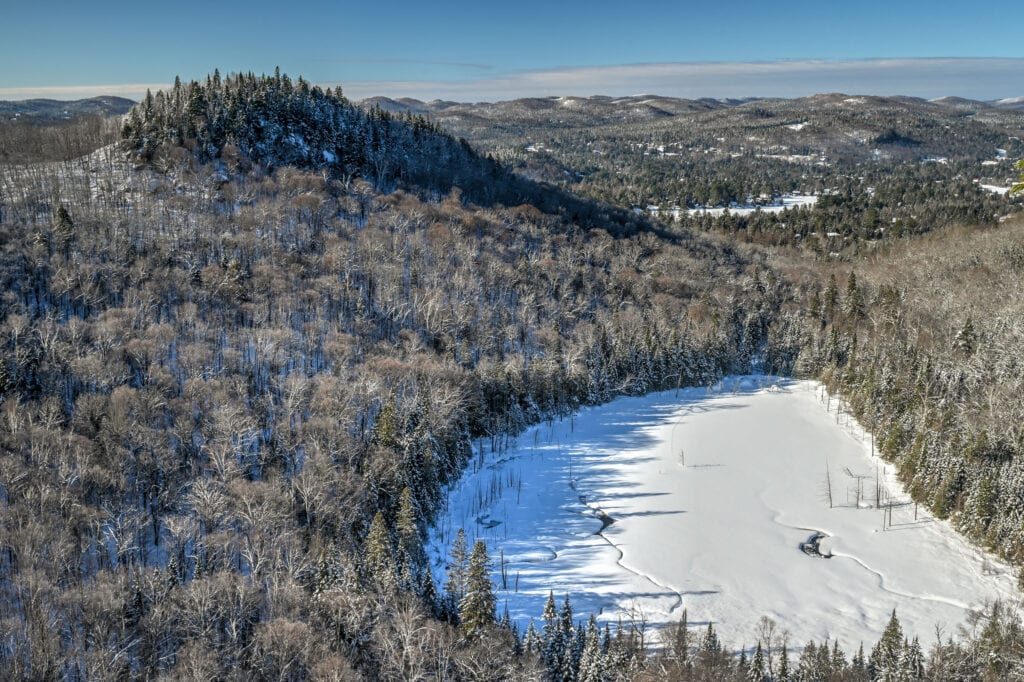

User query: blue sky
[2,1,1023,101]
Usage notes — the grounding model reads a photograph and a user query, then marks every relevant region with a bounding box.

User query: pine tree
[824,273,839,320]
[444,528,469,619]
[562,622,584,682]
[53,203,74,254]
[556,594,577,680]
[844,271,864,320]
[955,317,977,356]
[542,591,563,674]
[852,642,867,674]
[902,635,924,679]
[524,619,542,655]
[458,539,495,639]
[797,641,818,680]
[371,394,400,449]
[748,641,766,681]
[396,486,425,585]
[778,643,790,681]
[670,608,690,663]
[831,639,847,672]
[577,616,604,682]
[698,622,723,673]
[419,564,440,616]
[364,511,395,592]
[870,610,905,681]
[313,548,338,595]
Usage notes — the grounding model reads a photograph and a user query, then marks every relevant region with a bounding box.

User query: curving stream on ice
[427,377,1018,648]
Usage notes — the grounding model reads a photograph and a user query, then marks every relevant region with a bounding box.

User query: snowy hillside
[428,377,1018,650]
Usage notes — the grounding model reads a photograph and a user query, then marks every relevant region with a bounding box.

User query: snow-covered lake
[428,377,1018,649]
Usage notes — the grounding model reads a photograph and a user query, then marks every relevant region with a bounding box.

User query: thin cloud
[0,83,169,101]
[307,57,493,72]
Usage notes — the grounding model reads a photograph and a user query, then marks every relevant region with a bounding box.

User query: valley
[2,72,1024,679]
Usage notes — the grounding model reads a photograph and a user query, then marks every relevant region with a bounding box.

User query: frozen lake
[428,377,1018,649]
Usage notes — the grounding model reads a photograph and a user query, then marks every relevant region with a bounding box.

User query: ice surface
[428,377,1018,649]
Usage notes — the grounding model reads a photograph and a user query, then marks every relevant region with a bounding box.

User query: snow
[980,184,1011,195]
[428,378,1018,649]
[787,122,808,131]
[687,194,818,217]
[758,153,826,165]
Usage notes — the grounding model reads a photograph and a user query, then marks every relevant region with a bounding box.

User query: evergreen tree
[851,642,867,675]
[419,564,440,616]
[524,619,542,655]
[541,591,564,675]
[824,273,839,320]
[870,610,905,681]
[371,394,400,449]
[364,511,395,591]
[697,622,725,674]
[444,528,469,619]
[556,594,576,680]
[844,271,864,320]
[669,608,690,663]
[458,539,495,639]
[562,622,584,682]
[902,636,924,679]
[396,486,425,586]
[778,642,790,681]
[577,616,604,682]
[313,548,338,595]
[955,317,976,356]
[53,203,74,254]
[797,641,818,680]
[831,639,847,672]
[748,641,766,681]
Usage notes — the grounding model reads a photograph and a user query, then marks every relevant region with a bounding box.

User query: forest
[1,71,1024,680]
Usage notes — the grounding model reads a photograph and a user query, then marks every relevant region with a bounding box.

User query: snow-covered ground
[687,194,818,217]
[980,184,1011,195]
[428,377,1018,649]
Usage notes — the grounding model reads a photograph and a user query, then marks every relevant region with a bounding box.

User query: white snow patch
[429,378,1018,649]
[980,184,1011,195]
[688,194,818,217]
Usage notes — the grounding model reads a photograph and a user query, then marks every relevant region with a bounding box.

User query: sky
[2,1,1023,102]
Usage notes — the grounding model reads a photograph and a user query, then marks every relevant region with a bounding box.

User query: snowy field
[687,194,818,217]
[428,377,1018,649]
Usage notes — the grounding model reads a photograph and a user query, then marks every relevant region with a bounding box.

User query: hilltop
[0,95,134,122]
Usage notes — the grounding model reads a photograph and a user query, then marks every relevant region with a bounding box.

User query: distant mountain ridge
[358,94,760,127]
[377,91,1024,168]
[3,92,1021,123]
[0,96,135,121]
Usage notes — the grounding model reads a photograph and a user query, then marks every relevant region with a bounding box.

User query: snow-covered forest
[2,71,1024,680]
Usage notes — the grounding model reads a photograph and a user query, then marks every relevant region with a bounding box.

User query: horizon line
[2,57,1024,104]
